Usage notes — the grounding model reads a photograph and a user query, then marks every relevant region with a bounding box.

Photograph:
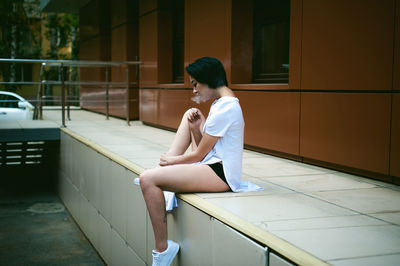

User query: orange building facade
[78,0,400,184]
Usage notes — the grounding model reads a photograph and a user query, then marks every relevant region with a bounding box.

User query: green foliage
[44,12,79,60]
[0,0,79,61]
[0,0,79,94]
[0,0,41,90]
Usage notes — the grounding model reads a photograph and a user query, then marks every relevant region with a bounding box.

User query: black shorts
[207,162,231,190]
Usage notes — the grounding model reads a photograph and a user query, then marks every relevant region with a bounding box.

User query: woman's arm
[190,126,203,147]
[160,133,218,166]
[187,108,204,147]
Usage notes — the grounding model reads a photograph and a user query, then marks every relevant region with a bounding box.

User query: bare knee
[139,169,155,192]
[183,108,193,119]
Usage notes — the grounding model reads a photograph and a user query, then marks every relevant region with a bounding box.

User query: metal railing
[0,58,141,127]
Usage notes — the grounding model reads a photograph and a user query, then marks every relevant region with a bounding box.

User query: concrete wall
[58,131,294,266]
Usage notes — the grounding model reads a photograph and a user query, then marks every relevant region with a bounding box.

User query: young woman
[139,57,262,266]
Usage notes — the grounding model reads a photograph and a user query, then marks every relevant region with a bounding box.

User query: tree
[43,12,79,104]
[0,0,41,91]
[0,0,79,99]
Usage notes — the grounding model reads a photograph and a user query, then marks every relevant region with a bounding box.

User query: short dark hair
[185,57,228,89]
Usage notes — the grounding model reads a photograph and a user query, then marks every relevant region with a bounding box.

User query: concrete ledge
[60,127,328,266]
[0,120,60,141]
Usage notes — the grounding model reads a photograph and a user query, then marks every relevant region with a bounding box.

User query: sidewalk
[44,109,400,265]
[0,193,105,266]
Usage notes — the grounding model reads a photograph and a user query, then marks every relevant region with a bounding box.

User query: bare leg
[167,110,205,156]
[140,164,229,252]
[140,177,168,251]
[166,111,191,156]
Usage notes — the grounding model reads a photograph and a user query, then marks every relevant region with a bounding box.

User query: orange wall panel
[111,25,128,82]
[139,0,157,16]
[301,0,395,90]
[391,94,400,180]
[394,0,400,91]
[237,91,300,155]
[140,89,158,124]
[127,24,139,62]
[300,93,391,174]
[158,90,191,129]
[111,25,127,61]
[80,36,108,111]
[231,0,253,84]
[111,0,128,27]
[157,7,173,84]
[80,87,106,113]
[139,11,158,87]
[80,37,103,62]
[107,88,127,118]
[288,0,302,90]
[186,0,230,71]
[80,0,111,113]
[80,0,100,42]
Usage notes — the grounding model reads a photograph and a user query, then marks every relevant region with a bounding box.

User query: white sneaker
[152,240,180,266]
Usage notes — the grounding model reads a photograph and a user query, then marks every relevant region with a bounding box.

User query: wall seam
[110,22,130,31]
[389,94,393,180]
[388,0,398,180]
[139,8,158,18]
[298,0,304,161]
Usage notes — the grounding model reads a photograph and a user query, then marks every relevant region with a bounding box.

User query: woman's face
[190,77,216,103]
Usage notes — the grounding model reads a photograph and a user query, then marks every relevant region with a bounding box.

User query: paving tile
[369,212,400,226]
[272,225,400,261]
[197,176,293,199]
[18,120,59,128]
[127,158,159,169]
[328,253,400,266]
[290,160,338,173]
[265,173,376,192]
[101,143,164,159]
[345,176,400,192]
[0,121,21,129]
[206,193,356,223]
[310,188,400,214]
[89,134,136,145]
[242,156,293,166]
[242,158,333,178]
[255,215,387,231]
[126,151,164,161]
[242,150,268,158]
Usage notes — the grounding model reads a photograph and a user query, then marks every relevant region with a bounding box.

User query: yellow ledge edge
[61,127,329,266]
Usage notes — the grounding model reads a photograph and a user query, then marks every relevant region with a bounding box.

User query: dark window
[0,95,19,108]
[172,0,184,83]
[253,0,290,83]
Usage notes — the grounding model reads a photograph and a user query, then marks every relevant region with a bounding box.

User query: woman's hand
[187,108,204,131]
[159,153,178,166]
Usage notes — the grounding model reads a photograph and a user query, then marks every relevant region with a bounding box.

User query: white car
[0,91,34,120]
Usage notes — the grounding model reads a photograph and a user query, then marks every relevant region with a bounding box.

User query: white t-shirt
[196,96,263,192]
